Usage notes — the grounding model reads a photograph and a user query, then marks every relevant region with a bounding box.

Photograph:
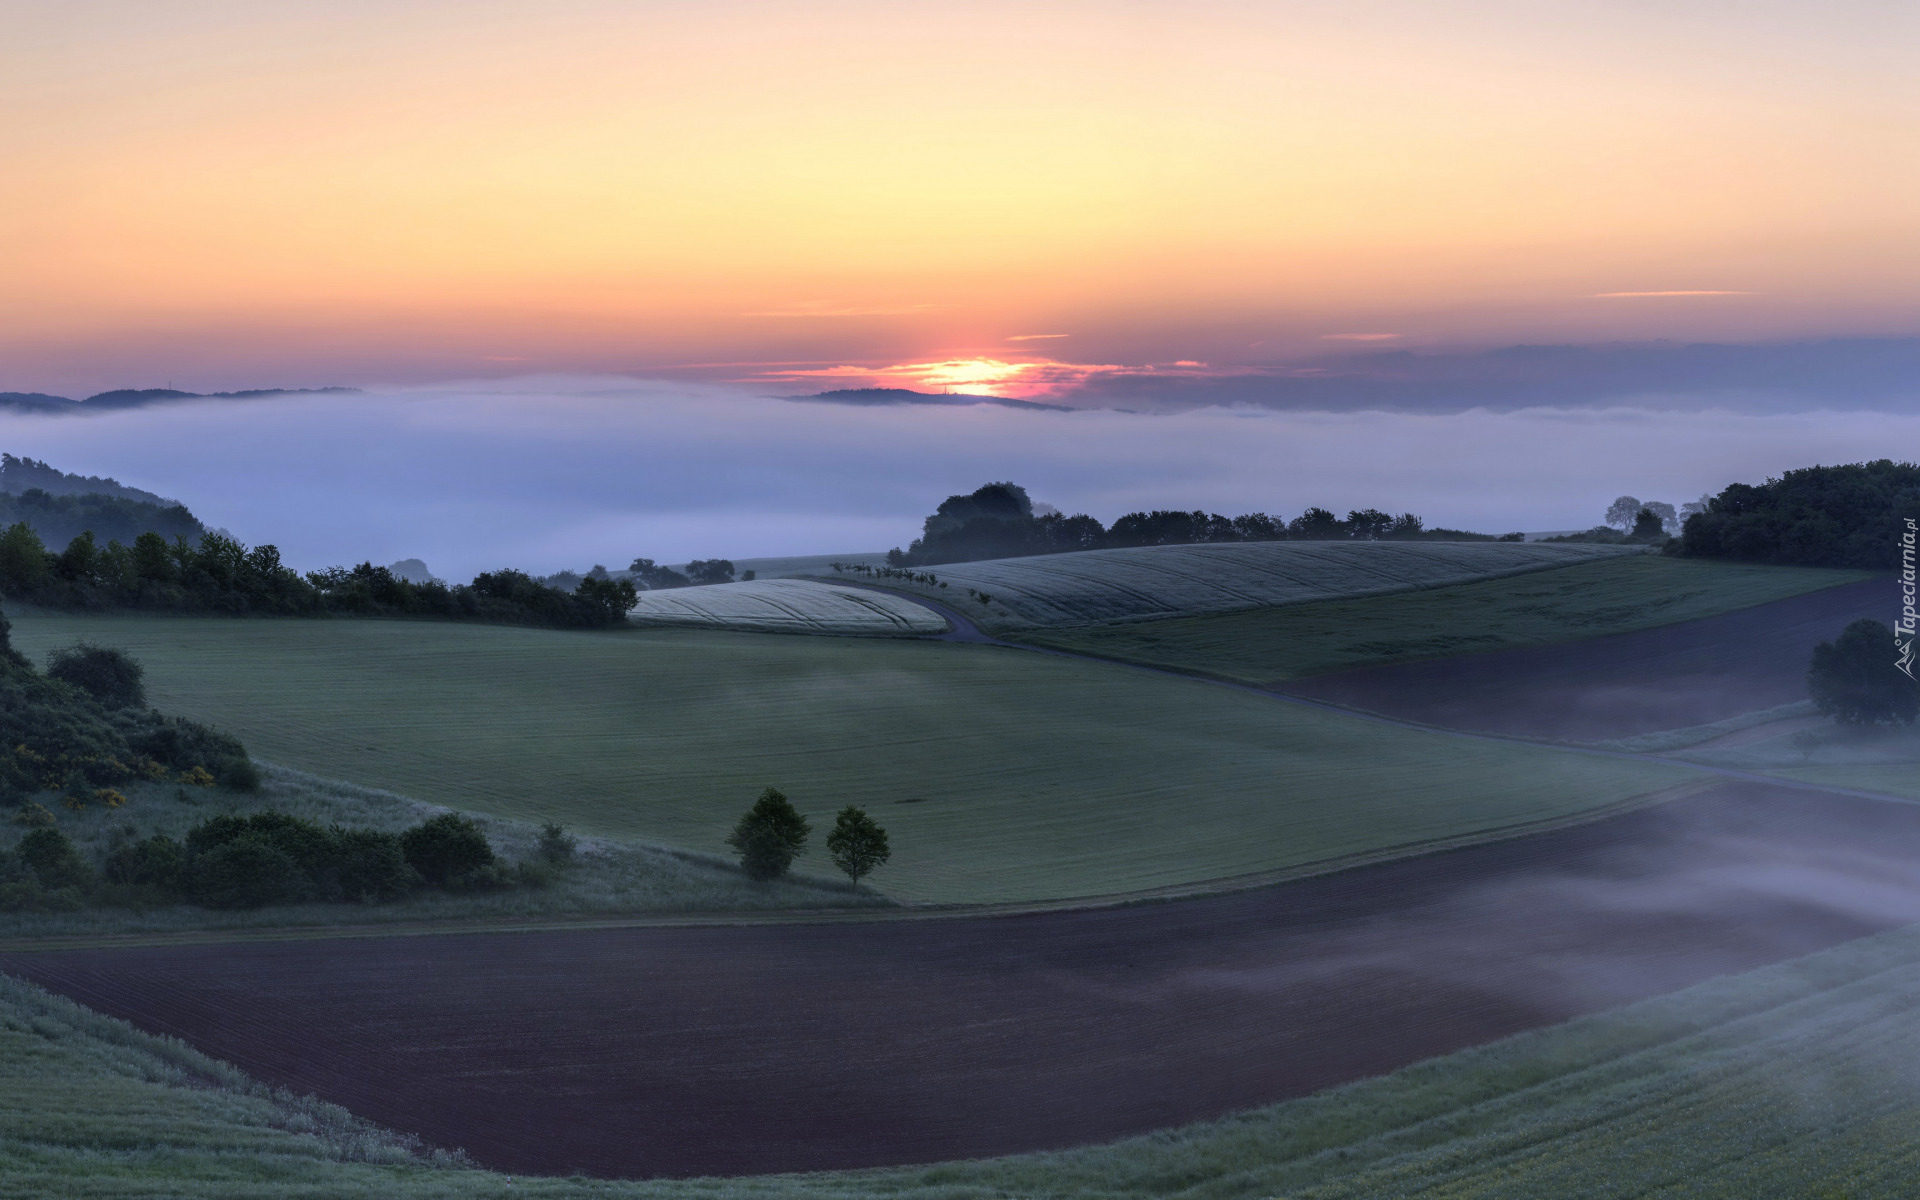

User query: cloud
[1006,333,1070,341]
[741,302,936,318]
[0,375,1914,580]
[1592,291,1754,298]
[1320,333,1403,341]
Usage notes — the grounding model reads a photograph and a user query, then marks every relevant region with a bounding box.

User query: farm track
[8,781,1920,1178]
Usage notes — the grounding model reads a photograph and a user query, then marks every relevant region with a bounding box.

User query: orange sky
[4,1,1916,396]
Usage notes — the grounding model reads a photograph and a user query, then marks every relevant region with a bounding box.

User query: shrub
[102,834,187,893]
[16,826,90,890]
[400,813,496,886]
[326,827,416,902]
[537,820,577,866]
[216,757,261,792]
[1809,619,1920,726]
[727,787,810,881]
[188,837,304,909]
[45,642,147,709]
[176,766,215,786]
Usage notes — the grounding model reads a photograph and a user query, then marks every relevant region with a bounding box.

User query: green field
[9,921,1920,1198]
[8,614,1693,905]
[1020,556,1873,684]
[841,539,1635,631]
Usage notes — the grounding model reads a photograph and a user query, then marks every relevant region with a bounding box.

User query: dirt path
[8,781,1919,1179]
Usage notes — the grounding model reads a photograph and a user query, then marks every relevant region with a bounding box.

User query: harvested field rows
[1021,556,1873,683]
[10,781,1918,1180]
[5,614,1691,904]
[843,540,1635,630]
[627,578,945,634]
[1283,577,1893,740]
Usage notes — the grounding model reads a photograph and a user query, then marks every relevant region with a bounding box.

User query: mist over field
[0,375,1914,579]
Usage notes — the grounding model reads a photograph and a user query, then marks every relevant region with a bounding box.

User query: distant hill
[0,386,358,415]
[0,454,177,506]
[792,387,1074,412]
[0,455,205,549]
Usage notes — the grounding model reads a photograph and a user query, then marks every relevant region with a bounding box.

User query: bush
[326,827,417,902]
[1809,619,1920,726]
[400,813,496,886]
[16,826,90,890]
[188,837,304,909]
[102,834,187,892]
[727,787,810,881]
[537,820,577,866]
[45,642,146,709]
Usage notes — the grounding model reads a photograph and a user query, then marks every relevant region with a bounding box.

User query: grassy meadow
[8,613,1695,905]
[10,920,1920,1198]
[0,765,880,943]
[840,540,1635,631]
[1021,556,1873,684]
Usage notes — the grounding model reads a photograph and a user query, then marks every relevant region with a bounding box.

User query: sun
[907,358,1034,396]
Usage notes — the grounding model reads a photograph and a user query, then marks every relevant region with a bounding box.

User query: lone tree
[728,788,810,880]
[1808,619,1920,726]
[825,806,891,892]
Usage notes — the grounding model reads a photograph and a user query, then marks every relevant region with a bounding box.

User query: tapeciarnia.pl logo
[1900,518,1916,680]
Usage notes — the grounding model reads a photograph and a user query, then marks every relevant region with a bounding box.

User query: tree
[1629,508,1666,542]
[825,806,890,892]
[727,787,810,880]
[1808,619,1920,726]
[628,558,691,590]
[575,575,638,623]
[1346,509,1393,540]
[1605,495,1645,531]
[46,642,146,709]
[686,559,736,586]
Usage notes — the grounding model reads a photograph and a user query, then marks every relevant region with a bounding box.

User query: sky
[2,380,1916,577]
[4,0,1917,400]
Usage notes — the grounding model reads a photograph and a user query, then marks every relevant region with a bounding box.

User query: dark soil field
[1281,577,1892,740]
[8,780,1920,1181]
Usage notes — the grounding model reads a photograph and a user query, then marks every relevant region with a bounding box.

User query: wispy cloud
[1006,333,1070,341]
[1592,291,1754,298]
[1320,332,1403,341]
[741,302,935,318]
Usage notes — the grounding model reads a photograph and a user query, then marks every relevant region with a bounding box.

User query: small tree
[686,559,736,586]
[46,642,146,709]
[1629,508,1666,542]
[825,806,890,892]
[1605,495,1645,531]
[1809,619,1920,726]
[1788,727,1825,763]
[727,788,809,881]
[537,820,577,866]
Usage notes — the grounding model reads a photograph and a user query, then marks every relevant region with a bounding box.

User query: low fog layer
[0,375,1912,579]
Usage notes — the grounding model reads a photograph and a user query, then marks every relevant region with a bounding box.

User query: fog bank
[0,376,1910,578]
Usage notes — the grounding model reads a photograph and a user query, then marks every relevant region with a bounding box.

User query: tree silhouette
[825,806,890,892]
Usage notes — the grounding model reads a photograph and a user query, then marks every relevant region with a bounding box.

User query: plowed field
[1282,577,1891,740]
[9,781,1919,1180]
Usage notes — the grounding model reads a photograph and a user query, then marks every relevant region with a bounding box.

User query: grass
[1671,719,1920,801]
[628,579,945,634]
[1018,556,1874,684]
[9,920,1920,1197]
[7,614,1696,905]
[832,540,1637,631]
[0,764,881,942]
